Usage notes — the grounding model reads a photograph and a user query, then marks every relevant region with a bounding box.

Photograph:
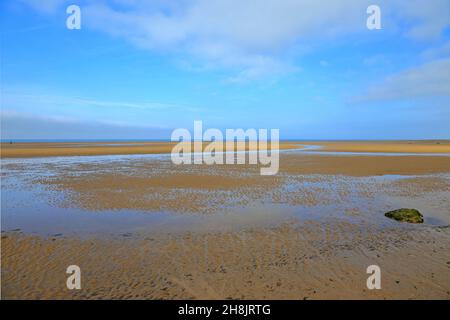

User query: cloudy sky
[1,0,450,139]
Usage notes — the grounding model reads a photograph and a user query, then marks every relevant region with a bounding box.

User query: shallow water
[1,152,449,238]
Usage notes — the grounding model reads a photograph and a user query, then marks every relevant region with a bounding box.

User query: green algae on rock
[385,208,424,223]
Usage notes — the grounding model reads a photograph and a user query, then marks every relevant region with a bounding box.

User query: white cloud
[2,89,200,112]
[20,0,450,80]
[0,111,172,139]
[81,0,367,78]
[354,57,450,102]
[422,41,450,60]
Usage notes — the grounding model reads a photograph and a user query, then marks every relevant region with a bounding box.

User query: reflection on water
[1,180,301,237]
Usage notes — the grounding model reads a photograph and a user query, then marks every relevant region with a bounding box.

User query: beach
[0,141,300,158]
[3,223,449,299]
[1,140,449,158]
[3,0,450,306]
[1,141,450,299]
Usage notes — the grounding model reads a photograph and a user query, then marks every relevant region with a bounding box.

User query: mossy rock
[384,208,424,223]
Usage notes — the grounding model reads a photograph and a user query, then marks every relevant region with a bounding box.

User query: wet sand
[2,140,450,158]
[281,154,450,176]
[16,154,449,214]
[1,142,450,299]
[0,141,299,158]
[3,223,449,299]
[305,140,450,154]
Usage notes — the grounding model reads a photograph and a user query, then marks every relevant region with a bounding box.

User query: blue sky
[1,0,450,140]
